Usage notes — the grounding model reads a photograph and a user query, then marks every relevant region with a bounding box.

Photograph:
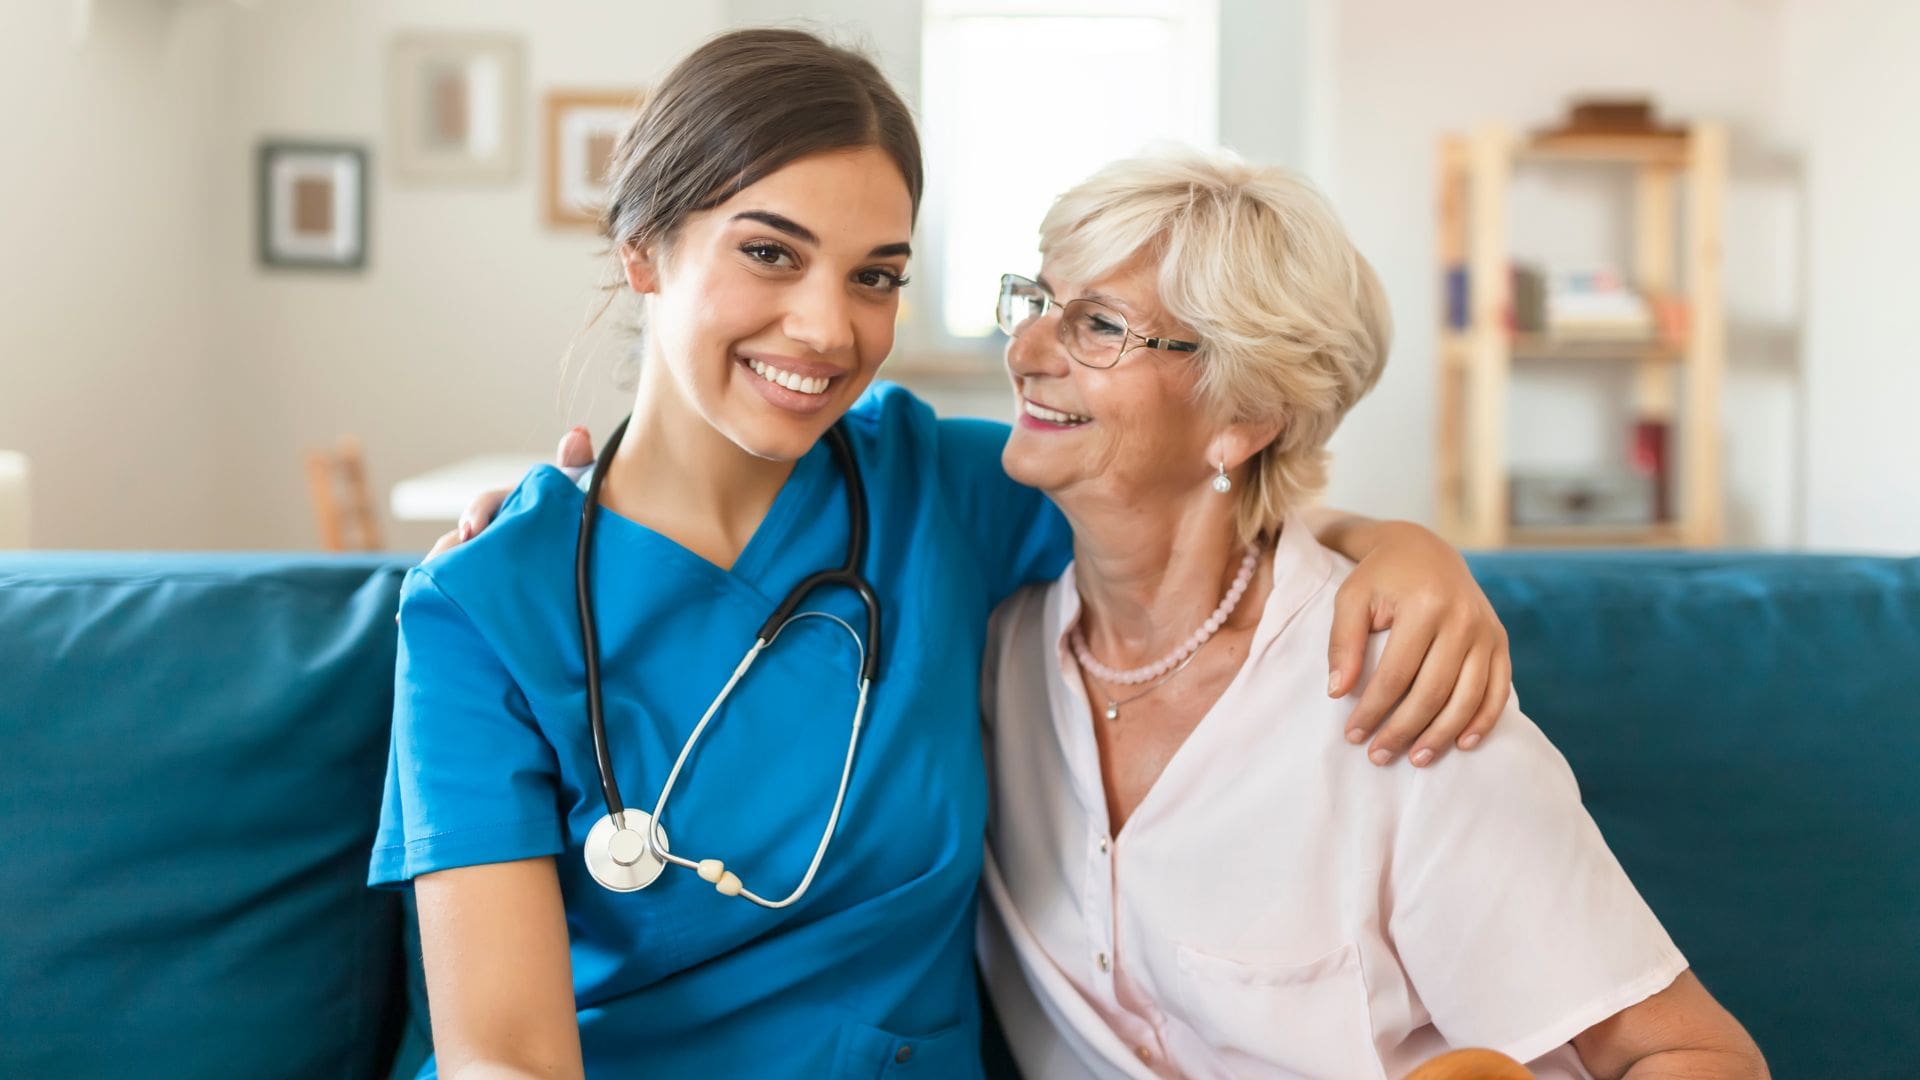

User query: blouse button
[1098,837,1110,854]
[1096,951,1110,972]
[894,1044,913,1064]
[1135,1045,1153,1064]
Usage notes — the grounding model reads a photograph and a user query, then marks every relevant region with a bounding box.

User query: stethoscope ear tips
[584,810,669,892]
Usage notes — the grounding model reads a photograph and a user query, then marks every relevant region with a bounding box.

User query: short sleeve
[1385,690,1689,1064]
[367,569,566,889]
[936,417,1072,603]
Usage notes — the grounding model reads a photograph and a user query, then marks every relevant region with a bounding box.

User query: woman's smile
[1018,394,1093,430]
[738,352,846,416]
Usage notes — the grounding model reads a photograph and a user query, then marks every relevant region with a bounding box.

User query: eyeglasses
[995,273,1200,370]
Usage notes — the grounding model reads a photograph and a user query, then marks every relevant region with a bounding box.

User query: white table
[0,451,28,548]
[389,454,545,523]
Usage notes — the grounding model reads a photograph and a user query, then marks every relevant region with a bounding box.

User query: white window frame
[909,0,1220,364]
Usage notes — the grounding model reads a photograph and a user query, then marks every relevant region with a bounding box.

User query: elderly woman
[977,148,1767,1079]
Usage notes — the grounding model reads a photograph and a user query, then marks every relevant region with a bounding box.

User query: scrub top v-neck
[370,384,1072,1079]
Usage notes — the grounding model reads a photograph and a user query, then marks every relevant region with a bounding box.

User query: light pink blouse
[977,515,1688,1079]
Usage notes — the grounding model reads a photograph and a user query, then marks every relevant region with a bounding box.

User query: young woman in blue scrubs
[376,28,1514,1079]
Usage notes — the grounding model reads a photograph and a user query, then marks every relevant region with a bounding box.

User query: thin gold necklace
[1091,641,1206,721]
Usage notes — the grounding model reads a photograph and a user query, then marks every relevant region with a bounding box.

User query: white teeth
[746,358,830,395]
[1023,398,1091,425]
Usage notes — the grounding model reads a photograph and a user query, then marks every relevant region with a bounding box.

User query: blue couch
[2,550,1916,1078]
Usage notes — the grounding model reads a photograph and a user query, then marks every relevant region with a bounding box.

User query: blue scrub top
[370,384,1070,1078]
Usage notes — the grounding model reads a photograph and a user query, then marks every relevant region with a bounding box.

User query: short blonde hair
[1037,146,1392,544]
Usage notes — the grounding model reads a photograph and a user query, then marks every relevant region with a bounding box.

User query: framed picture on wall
[389,32,525,183]
[544,89,645,228]
[257,141,368,270]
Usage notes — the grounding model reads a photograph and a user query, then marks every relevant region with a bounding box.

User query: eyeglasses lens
[1062,300,1128,368]
[996,277,1130,369]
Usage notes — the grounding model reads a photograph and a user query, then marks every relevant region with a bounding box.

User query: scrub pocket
[831,1016,980,1080]
[1166,940,1385,1080]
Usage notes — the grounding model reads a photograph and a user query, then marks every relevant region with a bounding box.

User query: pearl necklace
[1070,543,1261,701]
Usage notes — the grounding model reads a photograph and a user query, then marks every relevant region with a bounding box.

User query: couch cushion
[0,554,414,1080]
[1465,551,1920,1079]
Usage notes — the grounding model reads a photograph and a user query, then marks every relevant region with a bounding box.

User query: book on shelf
[1511,263,1547,334]
[1443,264,1688,349]
[1631,418,1672,522]
[1546,268,1652,340]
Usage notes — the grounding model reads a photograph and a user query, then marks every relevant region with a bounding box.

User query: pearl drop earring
[1211,462,1232,494]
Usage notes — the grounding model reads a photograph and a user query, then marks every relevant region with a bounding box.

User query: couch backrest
[5,551,1916,1079]
[1466,550,1920,1078]
[0,554,415,1080]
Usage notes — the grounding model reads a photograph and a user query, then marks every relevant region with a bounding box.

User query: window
[919,0,1219,342]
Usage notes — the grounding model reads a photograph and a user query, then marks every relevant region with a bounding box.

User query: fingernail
[1459,732,1482,750]
[1328,671,1340,695]
[1345,727,1367,745]
[458,521,473,541]
[1410,748,1434,767]
[1369,748,1392,766]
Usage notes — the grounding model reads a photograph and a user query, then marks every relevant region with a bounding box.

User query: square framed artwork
[389,32,525,183]
[257,141,368,270]
[544,89,645,228]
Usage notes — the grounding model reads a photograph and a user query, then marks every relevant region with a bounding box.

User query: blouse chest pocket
[1166,940,1386,1080]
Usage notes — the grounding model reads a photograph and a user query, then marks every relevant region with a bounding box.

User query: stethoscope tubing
[644,632,872,908]
[575,414,879,905]
[577,416,631,832]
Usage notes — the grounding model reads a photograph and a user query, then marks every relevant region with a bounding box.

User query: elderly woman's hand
[1311,513,1512,768]
[424,427,596,560]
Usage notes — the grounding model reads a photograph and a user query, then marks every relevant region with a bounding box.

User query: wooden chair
[1405,1048,1534,1080]
[304,437,382,552]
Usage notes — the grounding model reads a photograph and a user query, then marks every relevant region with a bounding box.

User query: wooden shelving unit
[1434,123,1727,549]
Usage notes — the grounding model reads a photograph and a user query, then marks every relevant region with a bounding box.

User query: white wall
[1780,0,1920,553]
[2,0,727,551]
[730,0,1918,553]
[208,0,727,551]
[6,0,1912,552]
[1315,0,1807,547]
[0,2,227,548]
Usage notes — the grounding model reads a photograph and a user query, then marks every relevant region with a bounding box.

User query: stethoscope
[576,415,881,906]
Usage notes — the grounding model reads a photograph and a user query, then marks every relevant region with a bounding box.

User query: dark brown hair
[601,27,924,252]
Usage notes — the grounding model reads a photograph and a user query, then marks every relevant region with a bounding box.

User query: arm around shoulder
[1300,507,1512,763]
[415,857,584,1080]
[1298,503,1386,561]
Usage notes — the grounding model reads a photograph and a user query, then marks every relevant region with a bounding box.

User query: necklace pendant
[1104,700,1120,721]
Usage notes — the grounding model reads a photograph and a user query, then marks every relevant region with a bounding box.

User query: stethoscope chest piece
[584,810,670,893]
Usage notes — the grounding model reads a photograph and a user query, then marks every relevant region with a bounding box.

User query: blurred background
[1,0,1914,555]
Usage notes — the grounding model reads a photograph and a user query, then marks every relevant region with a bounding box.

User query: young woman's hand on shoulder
[1309,510,1513,766]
